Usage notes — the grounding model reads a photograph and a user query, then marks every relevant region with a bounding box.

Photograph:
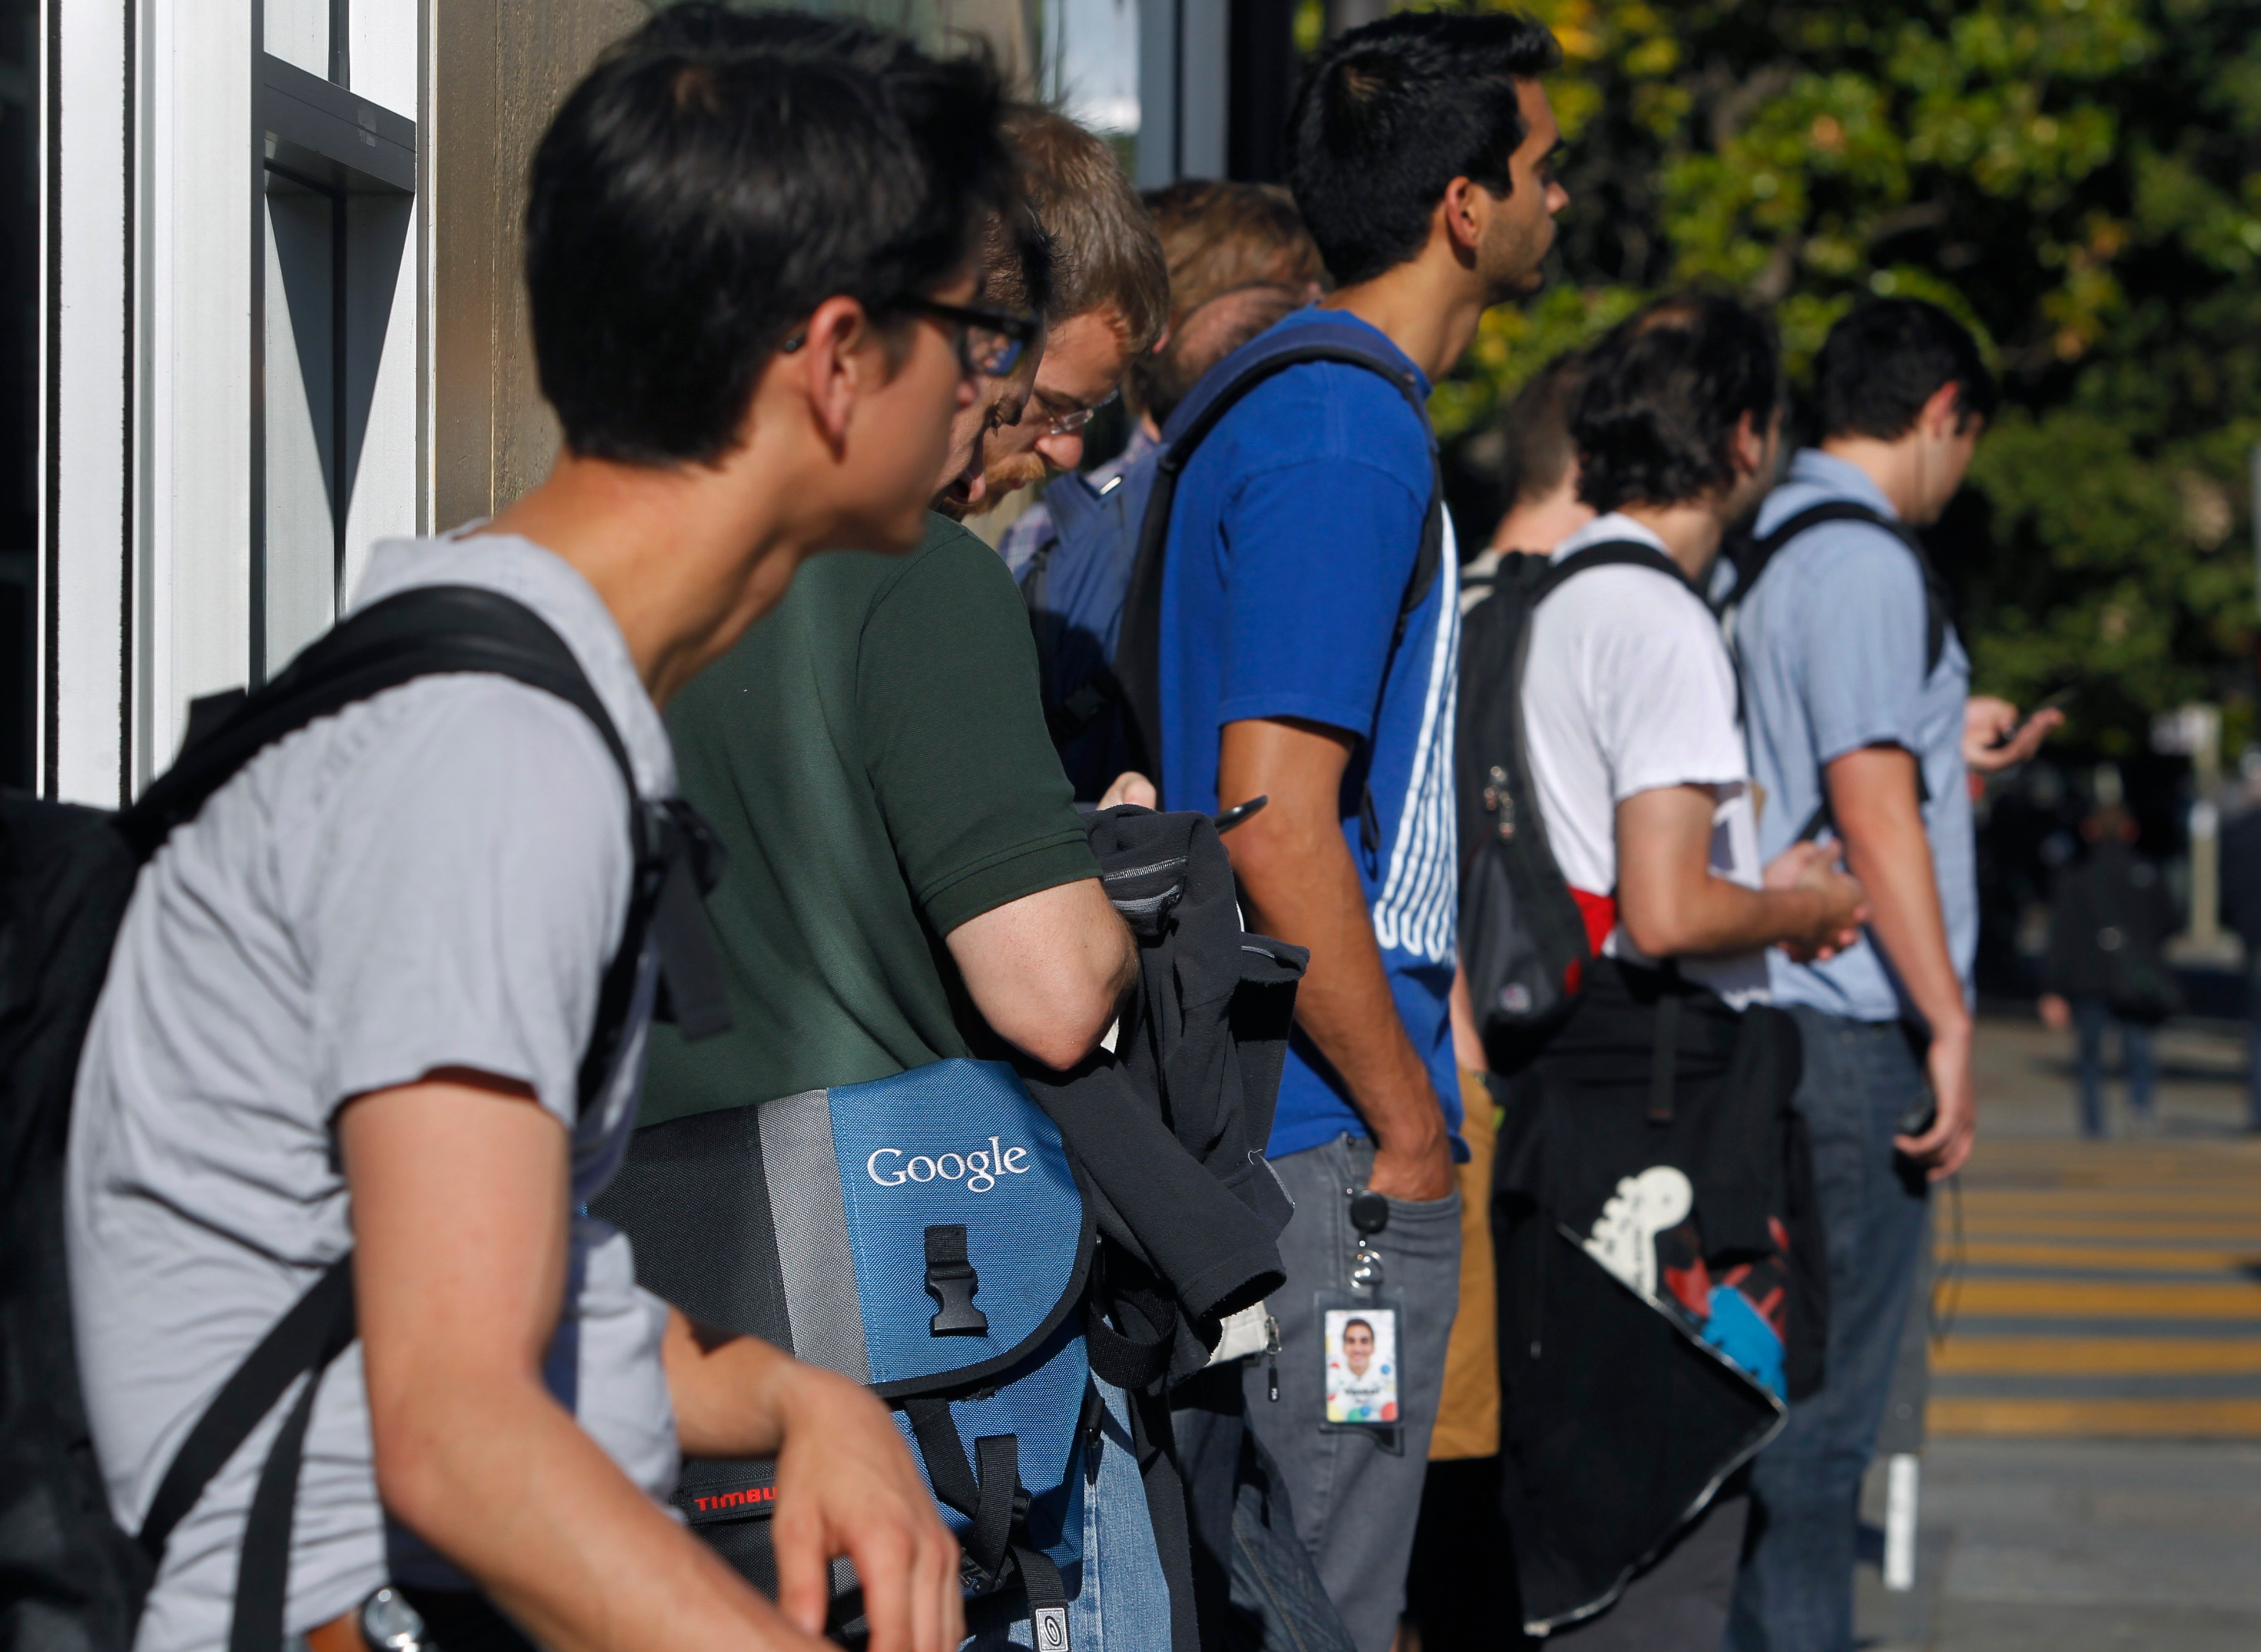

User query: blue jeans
[2245,961,2261,1130]
[974,1377,1172,1652]
[1727,1010,1929,1652]
[2071,997,2156,1138]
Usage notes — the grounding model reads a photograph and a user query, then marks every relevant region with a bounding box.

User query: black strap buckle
[925,1225,990,1336]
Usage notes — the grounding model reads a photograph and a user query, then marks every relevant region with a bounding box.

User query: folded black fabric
[1018,807,1307,1381]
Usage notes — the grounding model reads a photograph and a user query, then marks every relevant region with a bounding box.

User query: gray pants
[1239,1134,1461,1652]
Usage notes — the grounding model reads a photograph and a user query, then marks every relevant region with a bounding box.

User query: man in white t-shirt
[1513,293,1865,1650]
[66,15,1020,1652]
[1523,295,1863,1004]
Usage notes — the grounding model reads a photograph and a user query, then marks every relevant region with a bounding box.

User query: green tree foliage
[1440,0,2261,752]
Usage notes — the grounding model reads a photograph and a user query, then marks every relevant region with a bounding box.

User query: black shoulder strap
[1115,339,1445,788]
[118,583,720,1652]
[121,585,635,860]
[1536,538,1700,603]
[1733,499,1951,678]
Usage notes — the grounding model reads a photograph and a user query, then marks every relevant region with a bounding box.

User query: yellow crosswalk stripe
[1908,1120,2261,1436]
[1930,1398,2261,1437]
[1933,1337,2261,1375]
[1947,1279,2261,1318]
[1958,1219,2261,1240]
[1955,1240,2261,1271]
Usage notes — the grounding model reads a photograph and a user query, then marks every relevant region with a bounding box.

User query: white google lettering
[864,1134,1033,1192]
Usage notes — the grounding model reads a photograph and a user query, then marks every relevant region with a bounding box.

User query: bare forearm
[1831,758,1969,1038]
[374,1368,787,1652]
[1621,875,1837,960]
[1231,816,1440,1153]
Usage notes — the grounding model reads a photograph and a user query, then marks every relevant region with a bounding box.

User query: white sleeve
[1594,584,1748,803]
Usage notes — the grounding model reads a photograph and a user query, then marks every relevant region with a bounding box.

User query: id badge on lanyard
[1317,1188,1406,1447]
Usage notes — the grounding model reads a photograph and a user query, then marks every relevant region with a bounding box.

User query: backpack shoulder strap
[1117,322,1444,789]
[1537,538,1700,603]
[120,584,633,861]
[117,585,715,1652]
[1733,499,1950,677]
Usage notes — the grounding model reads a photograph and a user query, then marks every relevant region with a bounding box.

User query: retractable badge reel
[1317,1189,1406,1445]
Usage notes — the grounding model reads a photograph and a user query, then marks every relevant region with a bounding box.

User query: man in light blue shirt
[1728,299,2058,1652]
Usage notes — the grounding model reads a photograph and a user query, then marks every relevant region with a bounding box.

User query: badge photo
[1321,1305,1400,1426]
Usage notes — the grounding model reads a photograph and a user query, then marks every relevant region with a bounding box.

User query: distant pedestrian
[2040,804,2181,1138]
[2220,764,2261,1132]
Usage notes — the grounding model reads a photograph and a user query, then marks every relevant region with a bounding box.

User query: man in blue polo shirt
[1149,14,1566,1650]
[1728,298,2059,1652]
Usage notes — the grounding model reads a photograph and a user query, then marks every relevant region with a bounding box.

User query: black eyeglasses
[893,297,1040,379]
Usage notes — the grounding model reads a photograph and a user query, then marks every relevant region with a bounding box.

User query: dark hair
[1343,1318,1374,1339]
[1495,351,1585,510]
[1813,298,1998,442]
[980,203,1053,319]
[1003,107,1168,352]
[1574,294,1780,513]
[1128,180,1323,419]
[1286,11,1562,288]
[525,4,1012,465]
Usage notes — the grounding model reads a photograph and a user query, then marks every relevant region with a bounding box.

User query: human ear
[1439,175,1487,260]
[1732,409,1766,477]
[794,294,878,455]
[1921,379,1963,441]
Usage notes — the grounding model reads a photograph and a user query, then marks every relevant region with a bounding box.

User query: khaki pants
[1427,1067,1499,1461]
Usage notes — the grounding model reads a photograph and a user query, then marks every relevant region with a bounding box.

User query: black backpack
[1098,316,1445,817]
[1453,542,1706,1066]
[0,585,723,1652]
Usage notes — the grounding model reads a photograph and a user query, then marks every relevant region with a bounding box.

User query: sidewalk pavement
[1852,1013,2261,1650]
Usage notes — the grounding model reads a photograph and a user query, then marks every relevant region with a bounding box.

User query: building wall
[428,0,639,532]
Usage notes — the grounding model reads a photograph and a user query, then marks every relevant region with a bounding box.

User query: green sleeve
[856,517,1099,937]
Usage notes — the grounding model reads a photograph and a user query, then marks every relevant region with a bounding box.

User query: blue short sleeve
[1800,533,1932,764]
[1215,458,1427,739]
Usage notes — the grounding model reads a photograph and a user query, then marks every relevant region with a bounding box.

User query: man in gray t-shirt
[65,14,1016,1652]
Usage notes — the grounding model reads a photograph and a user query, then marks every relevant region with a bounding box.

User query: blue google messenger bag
[596,1058,1097,1648]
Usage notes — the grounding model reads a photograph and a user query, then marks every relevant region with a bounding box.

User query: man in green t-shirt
[645,108,1166,1120]
[639,110,1172,1652]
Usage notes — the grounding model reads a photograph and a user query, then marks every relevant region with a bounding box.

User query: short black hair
[1813,298,1998,442]
[526,3,1012,466]
[1574,293,1780,513]
[1286,11,1562,288]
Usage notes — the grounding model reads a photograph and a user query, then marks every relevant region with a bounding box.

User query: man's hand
[1367,1113,1457,1202]
[1762,841,1869,960]
[1964,694,2063,773]
[1895,1020,1977,1178]
[764,1359,964,1652]
[2038,992,2072,1033]
[1099,770,1158,810]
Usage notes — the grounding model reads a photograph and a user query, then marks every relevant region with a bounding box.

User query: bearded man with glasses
[952,107,1169,519]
